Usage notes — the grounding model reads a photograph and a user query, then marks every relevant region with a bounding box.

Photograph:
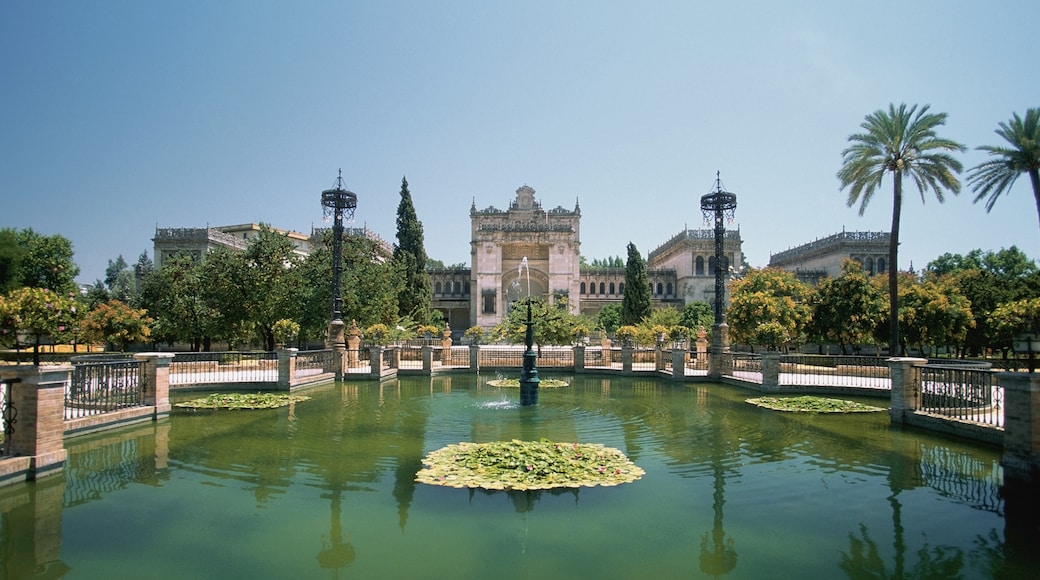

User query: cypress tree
[621,242,651,325]
[393,176,433,323]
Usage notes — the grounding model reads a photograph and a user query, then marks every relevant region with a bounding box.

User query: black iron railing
[779,355,890,388]
[1,378,18,456]
[295,349,336,378]
[169,352,277,385]
[68,360,144,419]
[916,364,1003,428]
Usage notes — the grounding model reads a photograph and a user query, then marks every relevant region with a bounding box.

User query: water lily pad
[415,439,644,490]
[487,378,569,388]
[175,393,310,410]
[746,395,884,413]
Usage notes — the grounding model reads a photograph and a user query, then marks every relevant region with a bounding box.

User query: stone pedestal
[134,353,174,416]
[888,358,926,424]
[7,365,70,479]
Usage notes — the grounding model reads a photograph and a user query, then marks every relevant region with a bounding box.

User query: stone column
[440,325,453,366]
[761,352,781,391]
[134,353,173,417]
[671,347,686,380]
[1000,372,1040,483]
[422,345,433,373]
[8,365,70,479]
[370,346,384,379]
[469,345,480,374]
[601,337,613,365]
[346,320,361,369]
[276,348,297,391]
[622,344,633,375]
[574,345,585,373]
[888,358,926,424]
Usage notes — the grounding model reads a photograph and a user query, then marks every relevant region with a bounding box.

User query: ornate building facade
[767,230,890,285]
[429,185,745,330]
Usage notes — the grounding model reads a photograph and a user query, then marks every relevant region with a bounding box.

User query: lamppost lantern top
[321,170,358,221]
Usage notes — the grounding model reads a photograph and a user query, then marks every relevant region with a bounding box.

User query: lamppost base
[327,319,346,350]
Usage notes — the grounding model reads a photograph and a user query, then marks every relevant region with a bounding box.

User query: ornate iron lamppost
[321,170,358,348]
[700,171,737,353]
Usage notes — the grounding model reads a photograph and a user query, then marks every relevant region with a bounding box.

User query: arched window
[619,282,625,294]
[865,257,875,275]
[666,283,673,296]
[695,256,705,276]
[464,281,471,294]
[580,282,587,294]
[709,256,717,275]
[656,282,663,295]
[435,282,442,294]
[877,258,886,274]
[609,282,616,295]
[599,282,605,294]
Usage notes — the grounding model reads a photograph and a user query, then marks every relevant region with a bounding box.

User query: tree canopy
[393,176,433,323]
[621,242,651,325]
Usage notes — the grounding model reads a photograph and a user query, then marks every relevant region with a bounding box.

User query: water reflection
[1,377,1037,578]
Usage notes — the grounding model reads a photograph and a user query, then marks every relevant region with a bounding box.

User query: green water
[1,375,1034,579]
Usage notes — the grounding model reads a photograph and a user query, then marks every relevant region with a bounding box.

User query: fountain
[518,257,539,406]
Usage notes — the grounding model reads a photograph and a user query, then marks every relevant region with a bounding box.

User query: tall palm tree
[967,108,1040,231]
[837,103,965,355]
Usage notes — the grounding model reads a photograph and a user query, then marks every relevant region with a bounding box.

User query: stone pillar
[695,326,708,368]
[469,345,480,374]
[134,353,173,417]
[761,352,781,391]
[655,344,665,372]
[422,346,433,373]
[370,346,384,379]
[601,337,612,365]
[574,345,585,373]
[346,320,361,369]
[888,358,926,424]
[622,344,633,375]
[8,365,70,479]
[1000,373,1040,483]
[276,348,297,391]
[440,325,453,365]
[671,347,686,380]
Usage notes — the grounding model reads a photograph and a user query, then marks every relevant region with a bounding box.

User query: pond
[1,375,1034,579]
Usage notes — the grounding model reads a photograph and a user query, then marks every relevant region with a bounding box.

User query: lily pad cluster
[175,392,310,410]
[487,378,569,388]
[746,395,884,413]
[415,439,645,490]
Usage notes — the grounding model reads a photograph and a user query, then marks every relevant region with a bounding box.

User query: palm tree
[837,103,965,355]
[967,108,1040,231]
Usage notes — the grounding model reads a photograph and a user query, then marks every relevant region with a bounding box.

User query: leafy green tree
[80,299,152,351]
[140,255,217,351]
[838,103,965,355]
[680,301,714,333]
[299,230,401,339]
[494,297,586,348]
[727,268,812,351]
[230,225,304,351]
[926,251,983,277]
[15,228,80,294]
[807,260,885,353]
[0,228,26,293]
[393,176,433,323]
[989,297,1040,350]
[967,108,1040,231]
[597,303,622,334]
[621,242,651,325]
[0,286,79,365]
[898,277,974,356]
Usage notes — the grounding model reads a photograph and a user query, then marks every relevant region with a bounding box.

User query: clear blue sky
[2,1,1036,284]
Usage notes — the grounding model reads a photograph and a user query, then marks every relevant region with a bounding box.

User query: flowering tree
[0,287,79,365]
[79,300,152,351]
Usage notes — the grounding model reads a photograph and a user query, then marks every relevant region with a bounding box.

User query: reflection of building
[152,223,390,270]
[768,230,889,285]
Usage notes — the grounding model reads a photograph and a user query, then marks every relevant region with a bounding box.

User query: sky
[2,1,1037,285]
